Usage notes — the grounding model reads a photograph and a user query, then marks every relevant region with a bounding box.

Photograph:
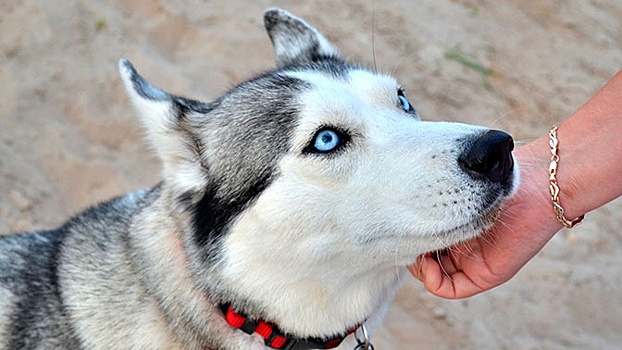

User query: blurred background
[1,1,621,348]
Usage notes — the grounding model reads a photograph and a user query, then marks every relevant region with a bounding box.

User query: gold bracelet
[548,125,585,228]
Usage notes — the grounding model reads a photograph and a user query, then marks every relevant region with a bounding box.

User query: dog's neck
[219,303,358,349]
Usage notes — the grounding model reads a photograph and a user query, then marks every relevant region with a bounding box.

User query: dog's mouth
[429,178,514,243]
[359,203,503,252]
[433,203,502,245]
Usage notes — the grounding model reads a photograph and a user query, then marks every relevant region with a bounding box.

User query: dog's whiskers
[371,3,378,74]
[434,250,453,282]
[393,237,403,284]
[449,241,475,259]
[486,107,529,129]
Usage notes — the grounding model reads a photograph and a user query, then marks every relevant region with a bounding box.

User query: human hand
[409,140,563,298]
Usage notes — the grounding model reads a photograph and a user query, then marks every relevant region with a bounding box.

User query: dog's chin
[432,204,502,249]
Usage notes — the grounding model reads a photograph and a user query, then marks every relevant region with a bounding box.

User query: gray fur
[0,8,516,350]
[0,9,343,349]
[264,8,340,68]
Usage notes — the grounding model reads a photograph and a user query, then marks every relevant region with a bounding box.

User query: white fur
[118,60,207,192]
[220,67,515,342]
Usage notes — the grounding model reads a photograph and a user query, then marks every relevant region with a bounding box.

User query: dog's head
[120,8,517,340]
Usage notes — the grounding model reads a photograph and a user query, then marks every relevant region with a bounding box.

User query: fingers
[409,254,427,281]
[410,249,456,280]
[435,249,460,275]
[408,253,446,296]
[409,251,485,299]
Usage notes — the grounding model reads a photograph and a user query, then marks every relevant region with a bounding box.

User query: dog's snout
[459,130,514,183]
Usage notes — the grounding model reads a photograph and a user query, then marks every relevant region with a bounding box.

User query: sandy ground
[1,0,621,348]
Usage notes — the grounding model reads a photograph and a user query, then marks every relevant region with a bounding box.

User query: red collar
[220,303,358,349]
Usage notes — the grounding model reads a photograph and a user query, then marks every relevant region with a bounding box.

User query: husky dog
[0,8,517,350]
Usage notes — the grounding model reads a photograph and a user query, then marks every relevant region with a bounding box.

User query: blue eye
[398,95,411,112]
[397,89,417,115]
[303,127,350,155]
[314,129,340,152]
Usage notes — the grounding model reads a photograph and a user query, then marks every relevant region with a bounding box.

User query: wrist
[512,137,565,233]
[547,126,585,228]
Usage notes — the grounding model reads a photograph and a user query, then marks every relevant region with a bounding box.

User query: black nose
[459,130,514,183]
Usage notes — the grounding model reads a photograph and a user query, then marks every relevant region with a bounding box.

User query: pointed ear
[263,8,341,68]
[118,59,210,190]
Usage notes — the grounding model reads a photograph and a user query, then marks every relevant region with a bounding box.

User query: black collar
[220,303,358,349]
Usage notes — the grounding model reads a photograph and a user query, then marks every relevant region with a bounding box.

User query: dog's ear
[118,59,210,190]
[264,8,340,68]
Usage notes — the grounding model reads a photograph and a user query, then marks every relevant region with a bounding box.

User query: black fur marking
[169,57,361,259]
[121,60,169,101]
[173,96,214,116]
[190,172,272,255]
[263,9,287,33]
[183,73,310,258]
[288,56,353,78]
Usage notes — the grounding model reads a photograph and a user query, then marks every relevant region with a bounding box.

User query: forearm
[559,69,622,216]
[519,69,622,226]
[492,69,622,269]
